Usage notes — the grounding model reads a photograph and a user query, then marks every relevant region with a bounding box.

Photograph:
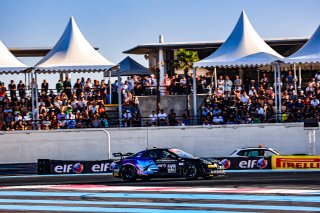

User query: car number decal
[167,164,176,173]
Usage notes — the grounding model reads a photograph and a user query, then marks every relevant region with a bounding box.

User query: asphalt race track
[0,171,320,212]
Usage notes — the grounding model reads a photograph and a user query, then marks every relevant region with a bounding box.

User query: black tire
[182,162,198,180]
[121,166,137,182]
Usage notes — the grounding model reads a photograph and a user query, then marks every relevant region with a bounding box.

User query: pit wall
[0,123,319,163]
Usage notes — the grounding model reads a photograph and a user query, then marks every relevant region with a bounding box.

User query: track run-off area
[0,171,319,212]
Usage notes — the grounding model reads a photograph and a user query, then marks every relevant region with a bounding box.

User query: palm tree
[174,49,199,118]
[174,48,199,75]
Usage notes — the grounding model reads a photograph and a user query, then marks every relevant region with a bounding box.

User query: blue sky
[1,0,320,84]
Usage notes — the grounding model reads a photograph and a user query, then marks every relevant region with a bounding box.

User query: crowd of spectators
[1,70,320,130]
[201,71,320,125]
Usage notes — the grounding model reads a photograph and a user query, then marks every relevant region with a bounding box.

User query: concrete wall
[137,94,205,122]
[0,123,319,163]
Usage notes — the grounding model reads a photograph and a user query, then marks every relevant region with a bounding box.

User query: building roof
[123,37,309,57]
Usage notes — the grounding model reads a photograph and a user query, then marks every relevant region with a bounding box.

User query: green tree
[174,48,199,75]
[174,49,199,117]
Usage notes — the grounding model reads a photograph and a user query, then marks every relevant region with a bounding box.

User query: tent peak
[35,16,114,72]
[193,10,283,68]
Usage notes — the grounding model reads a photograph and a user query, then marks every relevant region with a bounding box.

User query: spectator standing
[260,73,269,89]
[234,75,242,91]
[217,75,225,93]
[286,71,295,88]
[8,80,16,99]
[63,77,72,98]
[17,80,26,98]
[56,80,63,95]
[224,76,233,98]
[73,78,82,98]
[163,74,171,95]
[41,79,49,95]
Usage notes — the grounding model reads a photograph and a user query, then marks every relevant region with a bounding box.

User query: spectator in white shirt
[256,105,265,118]
[311,97,319,107]
[149,111,158,126]
[240,91,249,103]
[212,112,224,124]
[158,109,167,126]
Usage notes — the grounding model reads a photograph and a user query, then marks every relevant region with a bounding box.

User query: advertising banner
[214,157,271,170]
[271,156,320,169]
[38,159,114,175]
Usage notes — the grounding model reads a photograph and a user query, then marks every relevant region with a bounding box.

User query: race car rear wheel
[183,162,198,180]
[121,166,137,182]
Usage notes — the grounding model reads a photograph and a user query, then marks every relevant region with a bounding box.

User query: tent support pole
[277,63,282,122]
[117,72,122,127]
[192,67,197,125]
[293,63,297,92]
[214,67,217,89]
[298,64,302,88]
[24,72,27,90]
[35,72,39,130]
[108,70,112,104]
[31,71,35,129]
[273,63,278,123]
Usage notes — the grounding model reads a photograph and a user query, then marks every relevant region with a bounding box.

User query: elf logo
[239,158,268,169]
[54,163,83,174]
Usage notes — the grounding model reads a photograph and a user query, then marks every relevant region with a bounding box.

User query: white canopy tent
[35,16,114,73]
[284,24,320,64]
[283,24,320,89]
[31,16,115,127]
[0,40,27,74]
[192,10,284,123]
[193,10,283,69]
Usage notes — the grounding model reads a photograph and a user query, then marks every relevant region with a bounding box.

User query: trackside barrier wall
[0,123,319,164]
[38,159,114,175]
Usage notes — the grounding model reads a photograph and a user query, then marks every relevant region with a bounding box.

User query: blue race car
[111,148,225,182]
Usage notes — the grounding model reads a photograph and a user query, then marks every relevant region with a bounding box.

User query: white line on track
[2,185,320,194]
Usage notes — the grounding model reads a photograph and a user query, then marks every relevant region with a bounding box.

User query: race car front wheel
[121,166,137,182]
[183,163,198,180]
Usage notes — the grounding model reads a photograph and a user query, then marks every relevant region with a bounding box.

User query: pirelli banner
[38,159,114,175]
[271,156,320,170]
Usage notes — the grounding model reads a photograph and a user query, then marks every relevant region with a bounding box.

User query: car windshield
[169,149,194,158]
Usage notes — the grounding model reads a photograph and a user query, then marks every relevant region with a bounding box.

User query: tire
[121,166,137,182]
[182,162,198,180]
